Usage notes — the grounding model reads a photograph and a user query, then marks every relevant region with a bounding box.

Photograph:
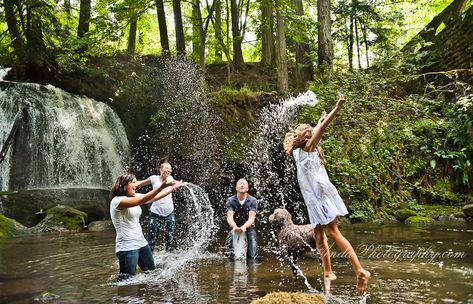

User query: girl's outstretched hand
[336,92,346,108]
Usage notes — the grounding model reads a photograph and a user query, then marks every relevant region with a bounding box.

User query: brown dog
[269,208,317,278]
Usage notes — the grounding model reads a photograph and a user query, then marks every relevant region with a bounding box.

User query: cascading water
[0,81,130,191]
[244,91,319,225]
[112,183,217,286]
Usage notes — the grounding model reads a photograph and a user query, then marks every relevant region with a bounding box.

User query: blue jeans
[148,211,175,251]
[226,227,259,261]
[116,245,155,280]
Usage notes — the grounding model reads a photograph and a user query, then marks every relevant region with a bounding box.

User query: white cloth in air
[293,148,348,227]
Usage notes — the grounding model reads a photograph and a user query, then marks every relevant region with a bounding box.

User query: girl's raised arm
[305,92,345,151]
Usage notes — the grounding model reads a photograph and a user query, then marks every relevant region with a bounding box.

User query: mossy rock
[405,216,434,225]
[32,204,88,233]
[251,292,324,304]
[462,204,473,217]
[394,209,418,222]
[0,214,30,238]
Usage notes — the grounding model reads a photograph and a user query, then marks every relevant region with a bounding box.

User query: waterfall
[0,81,130,191]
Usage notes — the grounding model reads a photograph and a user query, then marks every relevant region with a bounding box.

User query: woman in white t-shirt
[109,172,185,280]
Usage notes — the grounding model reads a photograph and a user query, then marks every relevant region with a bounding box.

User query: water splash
[243,90,319,227]
[111,183,217,286]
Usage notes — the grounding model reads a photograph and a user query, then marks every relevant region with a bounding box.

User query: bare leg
[325,220,370,295]
[314,226,336,294]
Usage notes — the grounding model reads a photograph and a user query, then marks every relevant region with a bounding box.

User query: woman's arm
[116,181,187,210]
[305,92,345,151]
[135,177,151,188]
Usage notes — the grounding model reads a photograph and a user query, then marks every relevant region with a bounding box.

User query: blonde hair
[283,124,313,155]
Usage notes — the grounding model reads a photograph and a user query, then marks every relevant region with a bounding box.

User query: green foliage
[405,215,434,225]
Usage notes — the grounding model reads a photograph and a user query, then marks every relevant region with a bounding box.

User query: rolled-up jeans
[116,245,155,280]
[226,227,258,261]
[148,211,175,251]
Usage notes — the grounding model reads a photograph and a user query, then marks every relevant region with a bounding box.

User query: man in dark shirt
[225,178,259,262]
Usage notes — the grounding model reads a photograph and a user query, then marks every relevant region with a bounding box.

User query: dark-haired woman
[109,173,185,280]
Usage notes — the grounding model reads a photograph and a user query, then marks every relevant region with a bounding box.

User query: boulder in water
[32,204,87,233]
[251,291,324,304]
[405,216,434,225]
[462,204,473,217]
[87,219,114,232]
[394,209,418,222]
[0,214,30,238]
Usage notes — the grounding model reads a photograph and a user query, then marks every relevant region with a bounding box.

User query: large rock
[31,204,88,233]
[251,292,324,304]
[1,188,109,227]
[394,209,418,222]
[0,214,30,238]
[405,216,434,225]
[462,204,473,217]
[87,220,114,232]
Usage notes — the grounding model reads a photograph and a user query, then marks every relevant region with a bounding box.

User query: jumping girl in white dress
[284,92,370,295]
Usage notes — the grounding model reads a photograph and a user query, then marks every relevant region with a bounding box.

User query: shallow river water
[0,222,472,303]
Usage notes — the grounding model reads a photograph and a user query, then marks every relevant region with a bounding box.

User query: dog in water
[268,208,317,279]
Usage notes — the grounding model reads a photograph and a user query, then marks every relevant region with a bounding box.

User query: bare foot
[323,272,337,295]
[356,269,371,295]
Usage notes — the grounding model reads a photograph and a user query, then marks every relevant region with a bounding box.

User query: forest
[1,0,472,222]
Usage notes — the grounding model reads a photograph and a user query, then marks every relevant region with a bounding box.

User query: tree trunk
[213,0,223,61]
[3,0,26,63]
[173,0,186,57]
[275,0,288,91]
[361,22,369,68]
[260,0,274,68]
[317,0,333,73]
[230,0,244,69]
[155,0,170,55]
[348,12,354,71]
[77,0,91,38]
[127,17,137,55]
[192,0,202,62]
[64,0,71,15]
[355,18,361,69]
[293,0,313,87]
[25,4,46,66]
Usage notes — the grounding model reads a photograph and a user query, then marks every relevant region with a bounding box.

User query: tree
[155,0,170,55]
[77,0,91,38]
[317,0,333,72]
[275,0,288,91]
[213,0,223,61]
[293,0,313,87]
[127,16,138,55]
[230,0,249,69]
[260,0,274,68]
[173,0,186,56]
[3,0,26,63]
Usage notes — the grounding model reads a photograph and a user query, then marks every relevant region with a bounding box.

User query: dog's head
[269,208,293,230]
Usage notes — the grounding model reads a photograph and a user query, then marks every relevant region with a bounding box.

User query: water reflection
[0,222,472,303]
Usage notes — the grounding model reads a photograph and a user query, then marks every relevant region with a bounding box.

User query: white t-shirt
[110,195,148,253]
[149,175,174,216]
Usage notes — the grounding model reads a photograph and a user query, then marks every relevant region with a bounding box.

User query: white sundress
[293,148,348,227]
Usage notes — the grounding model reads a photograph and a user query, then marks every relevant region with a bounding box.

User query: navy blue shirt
[225,194,258,227]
